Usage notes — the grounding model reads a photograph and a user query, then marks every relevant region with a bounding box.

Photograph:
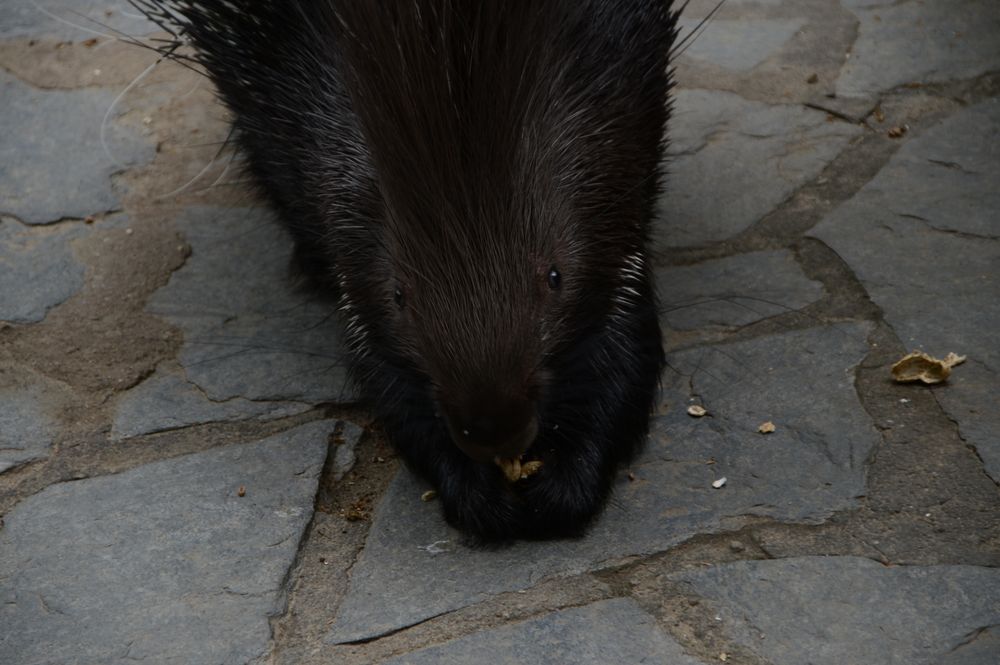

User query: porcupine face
[324,1,673,466]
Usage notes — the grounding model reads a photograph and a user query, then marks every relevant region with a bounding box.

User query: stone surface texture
[111,369,313,439]
[146,206,353,404]
[0,421,332,664]
[837,0,1000,99]
[660,89,862,246]
[0,367,69,473]
[810,98,1000,482]
[1,1,998,663]
[0,217,86,323]
[383,599,704,665]
[0,0,157,40]
[657,249,824,330]
[0,70,154,225]
[673,556,1000,665]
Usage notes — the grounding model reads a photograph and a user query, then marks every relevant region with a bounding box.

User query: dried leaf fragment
[420,490,437,502]
[237,485,246,497]
[758,421,776,434]
[687,405,708,417]
[891,351,966,384]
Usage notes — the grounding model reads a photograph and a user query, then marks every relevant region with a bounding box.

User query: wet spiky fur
[135,0,677,542]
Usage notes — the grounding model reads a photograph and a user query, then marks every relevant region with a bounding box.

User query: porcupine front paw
[432,454,612,543]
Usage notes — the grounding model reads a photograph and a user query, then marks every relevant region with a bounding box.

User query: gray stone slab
[938,626,1000,665]
[0,367,70,473]
[384,598,703,665]
[657,249,823,331]
[810,99,1000,482]
[677,17,806,71]
[331,420,365,482]
[0,71,155,225]
[147,206,353,403]
[0,420,332,665]
[837,0,1000,98]
[660,90,861,247]
[327,323,876,643]
[111,368,314,439]
[671,556,1000,665]
[0,217,85,323]
[0,0,156,40]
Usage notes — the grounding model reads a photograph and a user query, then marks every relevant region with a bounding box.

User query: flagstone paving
[1,1,997,663]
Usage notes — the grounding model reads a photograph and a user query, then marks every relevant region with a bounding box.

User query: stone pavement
[1,0,998,663]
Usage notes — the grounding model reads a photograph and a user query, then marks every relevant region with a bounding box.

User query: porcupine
[134,0,679,542]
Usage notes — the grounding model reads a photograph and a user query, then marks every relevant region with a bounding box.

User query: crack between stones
[927,389,1000,490]
[895,212,1000,241]
[261,434,336,662]
[947,624,999,653]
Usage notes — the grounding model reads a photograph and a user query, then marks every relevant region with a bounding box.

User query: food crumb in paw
[237,485,246,497]
[687,404,708,417]
[495,456,543,482]
[891,350,966,384]
[712,477,727,489]
[520,460,544,479]
[758,421,776,434]
[420,490,437,502]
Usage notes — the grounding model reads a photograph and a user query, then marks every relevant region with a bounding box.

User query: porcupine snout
[441,393,539,463]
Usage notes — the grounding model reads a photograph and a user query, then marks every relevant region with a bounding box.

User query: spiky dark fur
[135,0,677,542]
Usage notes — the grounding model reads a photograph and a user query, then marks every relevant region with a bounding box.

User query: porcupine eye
[393,284,406,310]
[547,266,561,290]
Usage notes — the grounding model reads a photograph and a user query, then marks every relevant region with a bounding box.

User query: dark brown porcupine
[135,0,678,542]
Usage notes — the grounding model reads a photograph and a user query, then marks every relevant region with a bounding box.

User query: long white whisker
[101,58,158,169]
[30,1,119,40]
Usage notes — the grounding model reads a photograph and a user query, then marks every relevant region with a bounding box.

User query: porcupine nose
[444,396,539,464]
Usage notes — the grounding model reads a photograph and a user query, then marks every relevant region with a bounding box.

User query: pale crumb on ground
[687,404,708,417]
[420,490,437,502]
[758,421,776,434]
[712,477,727,489]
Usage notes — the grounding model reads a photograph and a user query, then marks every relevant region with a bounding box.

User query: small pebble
[729,540,745,552]
[712,477,727,489]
